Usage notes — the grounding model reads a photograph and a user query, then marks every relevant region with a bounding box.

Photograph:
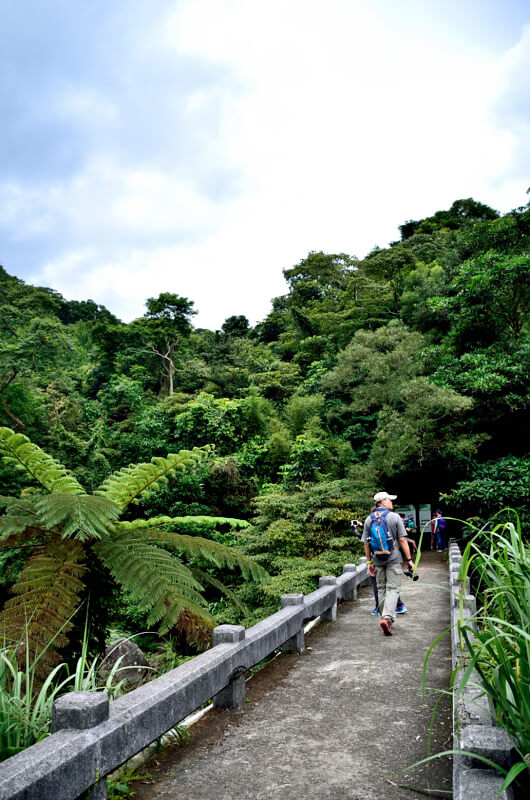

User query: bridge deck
[133,553,452,800]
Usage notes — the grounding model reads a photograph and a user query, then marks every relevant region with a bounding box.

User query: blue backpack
[369,508,394,561]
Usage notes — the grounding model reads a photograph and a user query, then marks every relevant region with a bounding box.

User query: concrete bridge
[0,547,514,800]
[132,551,454,800]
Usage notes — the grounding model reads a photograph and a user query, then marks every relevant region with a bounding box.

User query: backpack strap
[371,506,389,519]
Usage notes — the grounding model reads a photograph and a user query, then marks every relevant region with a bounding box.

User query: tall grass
[0,630,127,762]
[455,512,530,789]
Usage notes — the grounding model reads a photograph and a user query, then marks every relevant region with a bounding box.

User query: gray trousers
[375,562,402,622]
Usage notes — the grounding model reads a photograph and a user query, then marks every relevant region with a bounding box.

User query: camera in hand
[403,566,419,581]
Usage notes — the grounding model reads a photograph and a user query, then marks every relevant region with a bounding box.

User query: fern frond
[138,529,269,583]
[189,567,249,614]
[95,447,211,510]
[0,515,38,542]
[172,608,215,649]
[0,496,41,542]
[93,532,213,633]
[116,515,250,531]
[0,517,37,542]
[0,540,86,673]
[0,528,41,550]
[32,493,120,542]
[0,427,85,495]
[0,495,36,509]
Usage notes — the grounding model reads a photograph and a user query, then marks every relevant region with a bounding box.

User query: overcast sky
[1,0,529,329]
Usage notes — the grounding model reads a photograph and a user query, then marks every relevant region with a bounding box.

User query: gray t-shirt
[362,509,407,565]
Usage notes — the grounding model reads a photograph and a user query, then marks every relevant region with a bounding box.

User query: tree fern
[0,540,86,674]
[32,494,120,542]
[0,428,85,495]
[0,427,267,663]
[117,515,250,531]
[189,567,249,614]
[0,494,120,544]
[95,447,211,510]
[141,529,269,583]
[0,497,39,542]
[94,534,213,632]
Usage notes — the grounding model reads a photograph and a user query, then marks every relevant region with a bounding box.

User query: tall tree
[135,293,197,395]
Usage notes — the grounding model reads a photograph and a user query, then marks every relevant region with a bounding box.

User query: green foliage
[2,196,529,693]
[280,434,325,487]
[221,315,249,337]
[399,198,498,240]
[107,768,153,799]
[96,447,211,508]
[0,427,85,494]
[169,393,259,453]
[283,251,357,295]
[98,375,148,423]
[251,479,369,558]
[399,261,448,334]
[441,457,530,520]
[283,393,324,437]
[0,626,126,761]
[0,428,267,665]
[432,251,530,348]
[321,321,476,473]
[454,517,530,791]
[265,519,306,556]
[453,207,530,260]
[250,360,302,402]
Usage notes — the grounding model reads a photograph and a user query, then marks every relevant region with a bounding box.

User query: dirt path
[131,552,453,800]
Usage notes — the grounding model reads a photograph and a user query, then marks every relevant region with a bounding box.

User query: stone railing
[0,560,370,800]
[448,540,515,800]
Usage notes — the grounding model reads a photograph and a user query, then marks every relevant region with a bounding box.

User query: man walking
[362,491,415,636]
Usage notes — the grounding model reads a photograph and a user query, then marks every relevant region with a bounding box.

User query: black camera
[403,566,419,581]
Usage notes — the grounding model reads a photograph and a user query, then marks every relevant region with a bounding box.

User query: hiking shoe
[396,604,407,614]
[380,618,393,636]
[370,607,380,616]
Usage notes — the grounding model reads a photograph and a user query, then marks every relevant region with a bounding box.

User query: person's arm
[398,535,414,569]
[394,513,414,566]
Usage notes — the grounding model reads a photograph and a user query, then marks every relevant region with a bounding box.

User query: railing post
[280,594,305,653]
[319,576,337,621]
[357,556,371,587]
[212,625,246,710]
[342,564,357,600]
[52,692,109,800]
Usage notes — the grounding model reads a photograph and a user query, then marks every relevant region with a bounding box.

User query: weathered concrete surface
[133,552,453,800]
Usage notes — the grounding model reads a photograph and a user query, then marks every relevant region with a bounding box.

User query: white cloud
[490,23,530,183]
[5,155,221,242]
[50,84,119,126]
[4,1,530,329]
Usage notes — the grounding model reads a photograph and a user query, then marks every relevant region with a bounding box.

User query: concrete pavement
[132,552,453,800]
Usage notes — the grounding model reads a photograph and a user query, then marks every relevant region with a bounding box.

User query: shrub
[265,519,306,556]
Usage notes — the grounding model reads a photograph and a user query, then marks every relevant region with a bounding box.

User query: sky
[1,0,529,330]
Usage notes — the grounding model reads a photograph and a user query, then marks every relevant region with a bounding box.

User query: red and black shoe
[380,618,393,636]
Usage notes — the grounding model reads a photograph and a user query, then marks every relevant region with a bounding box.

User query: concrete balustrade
[448,540,516,800]
[0,560,371,800]
[280,594,305,653]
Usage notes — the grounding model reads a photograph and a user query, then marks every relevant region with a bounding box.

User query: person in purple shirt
[431,510,447,551]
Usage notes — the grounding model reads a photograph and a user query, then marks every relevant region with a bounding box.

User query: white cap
[373,491,397,503]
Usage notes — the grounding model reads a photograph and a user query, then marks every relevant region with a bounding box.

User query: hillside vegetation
[1,197,529,657]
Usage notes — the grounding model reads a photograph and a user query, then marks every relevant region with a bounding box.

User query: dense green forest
[1,196,529,663]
